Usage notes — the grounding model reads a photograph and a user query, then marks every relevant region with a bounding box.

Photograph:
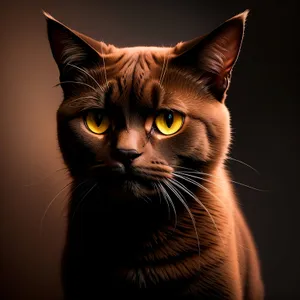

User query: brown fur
[44,10,264,299]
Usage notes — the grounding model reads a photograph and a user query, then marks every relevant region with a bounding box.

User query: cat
[44,9,264,299]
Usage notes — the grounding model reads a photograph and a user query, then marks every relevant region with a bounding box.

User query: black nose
[113,148,142,165]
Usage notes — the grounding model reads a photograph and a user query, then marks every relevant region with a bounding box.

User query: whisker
[170,165,203,172]
[71,182,98,222]
[172,157,260,176]
[159,182,177,232]
[68,95,100,104]
[169,178,224,246]
[39,180,73,236]
[54,81,98,93]
[155,182,171,220]
[226,156,260,175]
[99,43,109,91]
[24,167,68,187]
[140,196,150,204]
[153,183,162,205]
[174,170,268,192]
[173,173,227,210]
[88,162,106,171]
[141,193,152,204]
[159,53,167,85]
[171,165,267,192]
[163,180,201,259]
[59,179,90,219]
[66,63,105,93]
[160,51,170,85]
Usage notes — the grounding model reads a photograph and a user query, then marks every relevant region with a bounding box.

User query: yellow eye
[155,110,184,135]
[84,110,110,134]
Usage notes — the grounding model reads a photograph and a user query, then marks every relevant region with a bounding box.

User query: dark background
[0,0,299,299]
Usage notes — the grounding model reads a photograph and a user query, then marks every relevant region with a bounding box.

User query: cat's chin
[90,164,166,201]
[103,177,157,201]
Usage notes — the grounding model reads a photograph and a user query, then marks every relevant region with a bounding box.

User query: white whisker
[40,181,72,236]
[160,51,170,85]
[163,180,201,259]
[171,165,267,192]
[68,96,100,104]
[226,156,260,175]
[71,183,98,222]
[54,81,98,93]
[169,178,224,246]
[175,171,267,192]
[155,182,171,220]
[99,43,109,91]
[24,167,68,187]
[159,53,167,85]
[153,183,162,205]
[173,173,226,210]
[66,63,105,92]
[159,182,178,232]
[141,193,152,204]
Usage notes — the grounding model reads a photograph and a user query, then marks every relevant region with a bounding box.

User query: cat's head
[44,11,248,200]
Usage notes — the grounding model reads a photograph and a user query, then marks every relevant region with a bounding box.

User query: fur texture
[44,10,264,299]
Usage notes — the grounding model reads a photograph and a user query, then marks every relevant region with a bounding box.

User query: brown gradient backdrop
[0,0,299,299]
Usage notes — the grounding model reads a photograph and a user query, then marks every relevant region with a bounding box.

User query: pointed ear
[171,10,249,102]
[43,11,107,71]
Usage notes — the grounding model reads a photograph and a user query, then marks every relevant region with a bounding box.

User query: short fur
[44,10,264,299]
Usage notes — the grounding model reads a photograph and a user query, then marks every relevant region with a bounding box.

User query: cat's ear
[171,10,249,102]
[43,11,107,71]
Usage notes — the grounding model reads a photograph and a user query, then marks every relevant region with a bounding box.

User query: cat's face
[45,11,247,199]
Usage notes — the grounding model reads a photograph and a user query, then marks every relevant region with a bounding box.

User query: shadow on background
[0,0,299,299]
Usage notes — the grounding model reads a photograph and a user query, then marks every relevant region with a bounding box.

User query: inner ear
[44,11,111,98]
[171,10,249,102]
[44,11,104,70]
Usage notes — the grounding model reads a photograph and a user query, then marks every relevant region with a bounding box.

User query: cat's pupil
[165,112,173,128]
[95,113,103,127]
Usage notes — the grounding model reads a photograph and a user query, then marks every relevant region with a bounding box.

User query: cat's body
[44,10,264,299]
[62,169,262,299]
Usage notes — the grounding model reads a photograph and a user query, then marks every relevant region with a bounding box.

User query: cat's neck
[65,164,233,260]
[62,164,235,289]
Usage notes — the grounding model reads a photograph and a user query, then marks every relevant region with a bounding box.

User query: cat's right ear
[43,11,107,71]
[170,11,248,103]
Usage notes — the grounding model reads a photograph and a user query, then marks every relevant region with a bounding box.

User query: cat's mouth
[113,166,172,192]
[91,163,173,197]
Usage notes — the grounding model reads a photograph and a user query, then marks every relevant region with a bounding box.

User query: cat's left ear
[43,11,108,71]
[171,10,249,102]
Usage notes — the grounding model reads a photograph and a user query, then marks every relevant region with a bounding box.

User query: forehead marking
[108,51,166,128]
